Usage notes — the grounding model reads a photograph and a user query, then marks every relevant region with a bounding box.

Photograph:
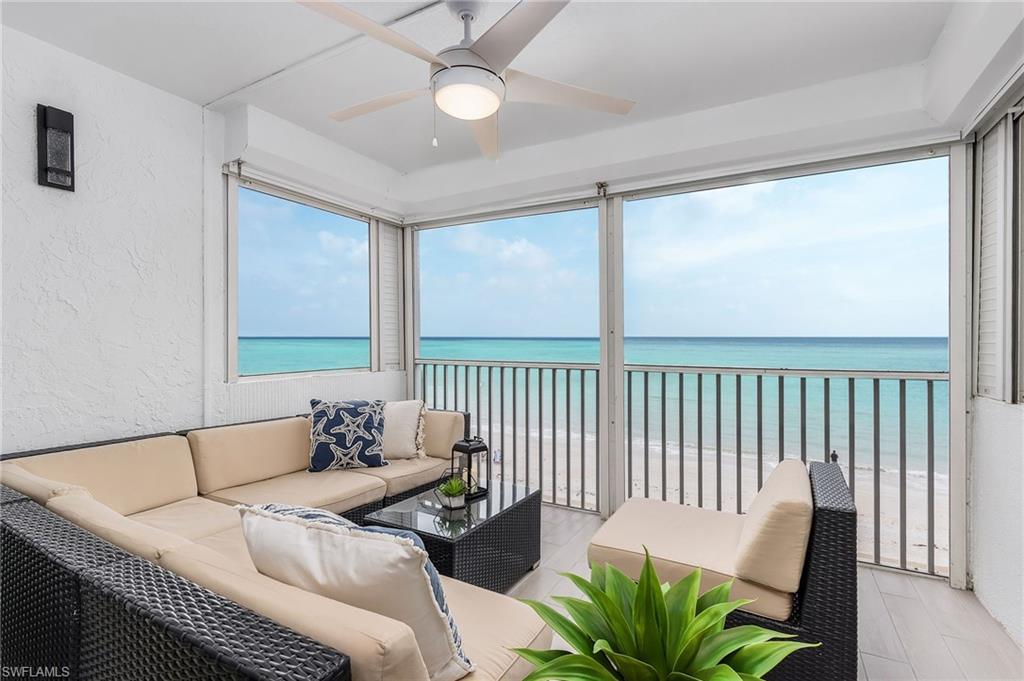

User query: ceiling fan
[299,0,635,159]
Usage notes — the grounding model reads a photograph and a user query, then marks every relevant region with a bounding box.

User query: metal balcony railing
[414,359,950,576]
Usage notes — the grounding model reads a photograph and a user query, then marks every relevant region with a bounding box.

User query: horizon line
[240,335,950,340]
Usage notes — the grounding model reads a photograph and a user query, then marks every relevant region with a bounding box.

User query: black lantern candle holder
[451,436,489,501]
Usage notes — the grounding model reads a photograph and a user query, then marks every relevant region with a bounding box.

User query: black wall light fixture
[37,104,74,191]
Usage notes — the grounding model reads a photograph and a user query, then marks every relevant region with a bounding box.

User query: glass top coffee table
[366,481,541,593]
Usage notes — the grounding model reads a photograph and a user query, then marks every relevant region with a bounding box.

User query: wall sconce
[37,104,74,191]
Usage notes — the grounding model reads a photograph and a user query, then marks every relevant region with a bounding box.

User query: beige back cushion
[422,411,466,459]
[158,542,430,681]
[0,461,89,504]
[187,417,310,495]
[46,493,191,561]
[734,460,813,593]
[14,436,197,516]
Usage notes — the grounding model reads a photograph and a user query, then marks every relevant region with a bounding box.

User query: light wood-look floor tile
[518,505,1023,681]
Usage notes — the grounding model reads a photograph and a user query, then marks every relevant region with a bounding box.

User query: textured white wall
[970,397,1024,646]
[2,28,204,450]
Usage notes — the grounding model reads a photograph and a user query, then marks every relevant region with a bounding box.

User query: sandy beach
[480,425,949,576]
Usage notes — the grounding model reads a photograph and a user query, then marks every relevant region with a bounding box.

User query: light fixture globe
[431,66,505,121]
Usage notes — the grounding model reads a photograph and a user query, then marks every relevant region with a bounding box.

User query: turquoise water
[239,336,948,472]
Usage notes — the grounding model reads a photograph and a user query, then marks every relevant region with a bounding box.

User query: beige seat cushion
[734,460,812,593]
[588,498,793,621]
[357,457,450,497]
[0,462,89,504]
[186,417,311,495]
[158,542,431,681]
[204,469,386,514]
[194,524,256,571]
[443,576,551,681]
[13,435,197,515]
[423,410,466,459]
[46,493,191,561]
[129,496,241,540]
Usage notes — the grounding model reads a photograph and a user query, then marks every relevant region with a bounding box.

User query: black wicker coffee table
[365,481,541,593]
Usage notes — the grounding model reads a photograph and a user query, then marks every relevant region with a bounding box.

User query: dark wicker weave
[726,461,858,681]
[0,483,30,505]
[369,486,542,593]
[0,490,350,680]
[338,497,384,526]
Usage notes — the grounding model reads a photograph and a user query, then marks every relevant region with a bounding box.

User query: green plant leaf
[689,664,744,681]
[564,572,638,657]
[695,581,734,636]
[591,562,608,591]
[521,653,622,681]
[726,641,821,677]
[691,625,796,670]
[664,569,701,666]
[604,564,638,624]
[675,599,754,671]
[595,643,661,681]
[666,673,703,681]
[633,550,670,676]
[519,600,595,659]
[552,596,615,646]
[511,648,571,667]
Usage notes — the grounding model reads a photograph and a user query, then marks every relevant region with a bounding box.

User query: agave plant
[514,552,818,681]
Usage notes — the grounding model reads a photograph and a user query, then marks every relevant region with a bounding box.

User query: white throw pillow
[383,399,426,459]
[238,503,472,681]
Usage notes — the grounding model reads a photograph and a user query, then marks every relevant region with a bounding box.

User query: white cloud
[450,226,553,270]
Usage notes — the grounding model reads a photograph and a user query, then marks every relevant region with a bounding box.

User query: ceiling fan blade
[469,1,569,74]
[298,1,447,67]
[329,88,429,122]
[469,114,499,160]
[505,69,635,115]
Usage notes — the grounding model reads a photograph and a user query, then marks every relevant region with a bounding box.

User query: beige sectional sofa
[0,410,550,681]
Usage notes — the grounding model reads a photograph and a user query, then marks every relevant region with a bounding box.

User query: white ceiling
[4,1,954,174]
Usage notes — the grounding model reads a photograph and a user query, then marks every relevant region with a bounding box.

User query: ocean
[238,336,949,472]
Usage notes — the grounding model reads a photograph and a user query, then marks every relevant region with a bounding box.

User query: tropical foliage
[514,552,818,681]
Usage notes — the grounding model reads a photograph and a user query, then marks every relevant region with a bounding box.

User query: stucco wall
[1,29,406,451]
[2,28,204,451]
[970,396,1024,646]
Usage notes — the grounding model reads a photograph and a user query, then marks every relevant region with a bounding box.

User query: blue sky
[240,157,949,338]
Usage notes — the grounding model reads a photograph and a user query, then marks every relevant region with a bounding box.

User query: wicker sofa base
[0,490,350,680]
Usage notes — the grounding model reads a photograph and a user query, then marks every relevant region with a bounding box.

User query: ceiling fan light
[431,66,505,121]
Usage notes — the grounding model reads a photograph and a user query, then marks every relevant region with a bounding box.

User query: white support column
[949,142,972,589]
[368,218,381,372]
[598,195,626,518]
[403,226,420,400]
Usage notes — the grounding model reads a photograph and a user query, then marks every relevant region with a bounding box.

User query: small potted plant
[435,475,468,510]
[513,550,818,680]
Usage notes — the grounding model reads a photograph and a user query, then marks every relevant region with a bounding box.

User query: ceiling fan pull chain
[432,81,439,148]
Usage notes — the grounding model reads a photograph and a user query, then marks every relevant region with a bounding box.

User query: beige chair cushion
[46,493,191,561]
[13,435,197,515]
[129,496,241,540]
[194,524,256,571]
[442,576,551,681]
[204,469,386,514]
[423,411,466,459]
[355,457,450,497]
[734,460,813,593]
[186,417,311,495]
[587,498,793,621]
[0,462,89,504]
[158,542,431,681]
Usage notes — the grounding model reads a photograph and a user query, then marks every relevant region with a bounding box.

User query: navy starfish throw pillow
[308,399,388,471]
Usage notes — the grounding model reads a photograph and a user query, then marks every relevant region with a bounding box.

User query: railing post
[598,194,625,519]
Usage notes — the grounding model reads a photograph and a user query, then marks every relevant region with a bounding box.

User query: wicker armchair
[725,461,858,680]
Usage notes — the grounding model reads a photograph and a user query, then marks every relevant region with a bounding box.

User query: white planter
[439,493,465,509]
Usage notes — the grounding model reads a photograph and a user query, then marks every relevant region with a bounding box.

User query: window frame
[226,173,377,381]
